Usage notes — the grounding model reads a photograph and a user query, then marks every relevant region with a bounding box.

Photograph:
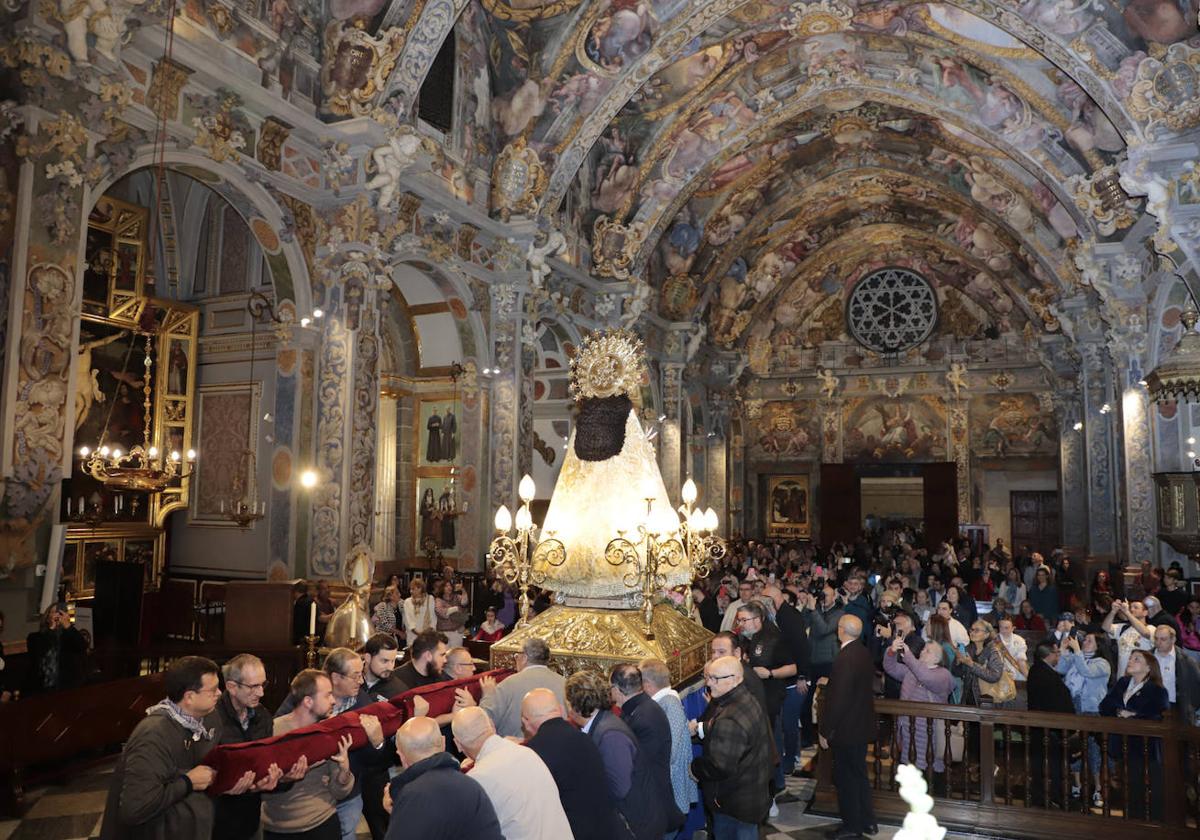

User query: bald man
[691,657,772,835]
[523,688,625,840]
[383,717,502,840]
[818,614,877,839]
[451,706,574,840]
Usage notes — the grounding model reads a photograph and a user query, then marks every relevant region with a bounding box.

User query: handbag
[979,669,1016,703]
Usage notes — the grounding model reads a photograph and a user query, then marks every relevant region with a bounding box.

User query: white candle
[67,498,73,516]
[309,602,316,636]
[78,497,85,513]
[220,500,225,513]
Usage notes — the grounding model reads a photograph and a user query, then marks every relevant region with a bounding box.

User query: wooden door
[819,464,860,545]
[921,462,958,551]
[1010,491,1060,557]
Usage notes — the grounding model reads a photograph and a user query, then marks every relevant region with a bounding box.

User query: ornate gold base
[489,603,711,687]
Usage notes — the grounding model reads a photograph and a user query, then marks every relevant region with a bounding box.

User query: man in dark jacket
[819,615,877,840]
[206,654,297,840]
[765,585,813,769]
[384,716,503,840]
[736,600,796,794]
[24,604,87,694]
[565,669,665,840]
[609,663,685,830]
[101,657,227,840]
[1027,640,1074,806]
[358,634,406,840]
[692,656,772,836]
[522,687,626,840]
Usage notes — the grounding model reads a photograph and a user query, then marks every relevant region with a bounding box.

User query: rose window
[845,268,938,353]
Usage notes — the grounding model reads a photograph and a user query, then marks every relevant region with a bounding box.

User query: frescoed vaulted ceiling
[468,0,1199,355]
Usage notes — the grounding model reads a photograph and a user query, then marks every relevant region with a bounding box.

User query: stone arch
[389,257,488,371]
[89,147,314,314]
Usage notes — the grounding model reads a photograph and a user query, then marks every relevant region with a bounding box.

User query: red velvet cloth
[203,669,514,794]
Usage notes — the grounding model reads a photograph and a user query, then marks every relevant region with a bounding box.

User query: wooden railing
[813,699,1200,839]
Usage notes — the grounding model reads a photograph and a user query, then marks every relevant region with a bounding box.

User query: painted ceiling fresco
[471,0,1199,348]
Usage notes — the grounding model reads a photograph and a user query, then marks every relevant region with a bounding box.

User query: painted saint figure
[420,488,438,545]
[426,409,443,462]
[438,489,456,549]
[441,406,457,462]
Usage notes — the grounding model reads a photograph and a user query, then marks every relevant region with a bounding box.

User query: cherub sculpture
[366,130,427,208]
[946,362,967,397]
[817,368,839,400]
[61,0,147,64]
[525,225,566,290]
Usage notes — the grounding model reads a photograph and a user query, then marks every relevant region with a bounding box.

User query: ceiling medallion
[783,0,854,36]
[491,138,546,221]
[845,267,938,355]
[591,216,644,280]
[1127,43,1200,133]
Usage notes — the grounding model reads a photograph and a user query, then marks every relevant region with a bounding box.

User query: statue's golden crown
[569,329,646,401]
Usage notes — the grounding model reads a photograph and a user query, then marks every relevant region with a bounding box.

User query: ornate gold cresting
[79,332,196,493]
[489,474,566,628]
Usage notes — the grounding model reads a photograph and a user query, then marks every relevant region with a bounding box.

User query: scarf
[146,698,214,742]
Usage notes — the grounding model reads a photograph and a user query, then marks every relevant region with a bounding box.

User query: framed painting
[415,475,460,557]
[767,475,811,539]
[417,395,462,468]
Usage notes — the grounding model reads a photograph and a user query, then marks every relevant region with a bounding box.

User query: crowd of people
[84,530,1200,839]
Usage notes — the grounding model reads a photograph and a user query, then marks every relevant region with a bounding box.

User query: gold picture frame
[766,475,811,539]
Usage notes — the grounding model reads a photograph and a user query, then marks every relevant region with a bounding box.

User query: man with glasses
[209,654,305,840]
[691,657,771,840]
[102,656,262,840]
[277,647,388,840]
[443,646,477,682]
[736,601,795,806]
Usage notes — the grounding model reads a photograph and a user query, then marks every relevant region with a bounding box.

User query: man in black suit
[609,664,685,831]
[522,687,625,840]
[819,614,877,840]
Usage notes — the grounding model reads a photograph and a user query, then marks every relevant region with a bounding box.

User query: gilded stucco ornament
[491,137,546,221]
[591,216,643,280]
[191,93,247,163]
[1065,166,1138,236]
[1118,161,1177,255]
[1126,43,1200,135]
[783,0,853,36]
[321,21,406,118]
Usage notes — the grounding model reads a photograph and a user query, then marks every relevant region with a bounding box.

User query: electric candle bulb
[186,449,197,461]
[515,506,533,532]
[79,446,90,457]
[494,505,512,533]
[704,508,719,532]
[518,474,536,503]
[682,478,698,505]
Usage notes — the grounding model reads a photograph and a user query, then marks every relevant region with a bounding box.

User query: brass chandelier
[489,474,566,628]
[79,332,196,493]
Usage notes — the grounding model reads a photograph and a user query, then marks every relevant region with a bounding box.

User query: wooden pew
[0,671,166,817]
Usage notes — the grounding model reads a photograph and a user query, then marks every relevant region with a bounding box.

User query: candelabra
[219,452,265,528]
[304,634,320,668]
[605,493,688,639]
[489,474,566,628]
[677,478,725,618]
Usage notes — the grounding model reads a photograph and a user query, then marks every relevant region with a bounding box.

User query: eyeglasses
[704,674,736,684]
[196,685,222,696]
[336,670,365,682]
[231,680,267,691]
